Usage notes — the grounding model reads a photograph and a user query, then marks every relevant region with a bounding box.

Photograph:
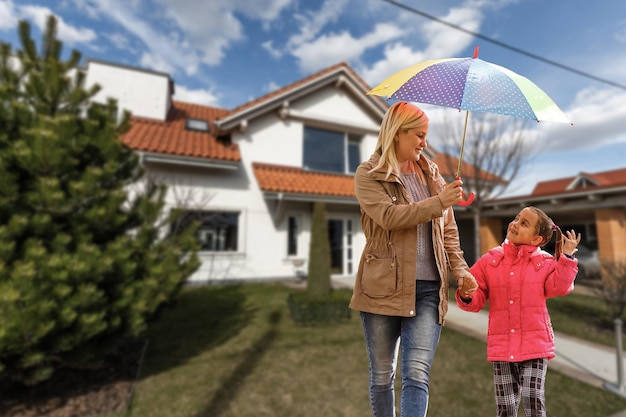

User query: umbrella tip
[473,45,479,58]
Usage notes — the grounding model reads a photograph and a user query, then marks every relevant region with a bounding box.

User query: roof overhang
[482,185,626,217]
[140,152,240,170]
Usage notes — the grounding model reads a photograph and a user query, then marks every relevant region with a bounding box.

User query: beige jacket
[349,152,472,324]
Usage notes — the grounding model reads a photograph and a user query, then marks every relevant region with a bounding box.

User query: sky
[1,0,625,197]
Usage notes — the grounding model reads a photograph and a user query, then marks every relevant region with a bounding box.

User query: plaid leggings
[492,358,547,417]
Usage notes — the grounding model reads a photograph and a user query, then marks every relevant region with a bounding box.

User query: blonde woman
[350,101,478,417]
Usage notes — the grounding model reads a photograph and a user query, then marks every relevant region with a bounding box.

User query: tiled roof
[531,167,626,196]
[121,101,241,161]
[252,163,356,198]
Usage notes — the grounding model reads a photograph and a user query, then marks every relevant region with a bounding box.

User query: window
[173,210,239,251]
[287,216,298,256]
[348,134,361,173]
[185,118,210,132]
[303,127,362,174]
[328,219,344,274]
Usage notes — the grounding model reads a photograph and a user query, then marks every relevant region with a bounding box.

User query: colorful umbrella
[368,46,571,205]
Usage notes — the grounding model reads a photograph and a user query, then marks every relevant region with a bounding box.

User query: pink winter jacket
[456,240,578,362]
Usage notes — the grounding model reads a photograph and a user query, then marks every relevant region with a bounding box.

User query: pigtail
[553,224,563,260]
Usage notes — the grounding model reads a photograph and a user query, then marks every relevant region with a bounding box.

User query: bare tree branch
[430,111,540,261]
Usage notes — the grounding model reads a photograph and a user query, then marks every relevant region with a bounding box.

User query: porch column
[480,217,503,256]
[595,208,626,262]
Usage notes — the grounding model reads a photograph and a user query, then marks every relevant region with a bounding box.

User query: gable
[215,62,387,134]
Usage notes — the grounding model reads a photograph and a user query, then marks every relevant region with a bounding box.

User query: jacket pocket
[360,253,397,298]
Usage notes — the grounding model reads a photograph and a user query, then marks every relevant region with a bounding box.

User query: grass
[548,287,618,347]
[109,282,626,417]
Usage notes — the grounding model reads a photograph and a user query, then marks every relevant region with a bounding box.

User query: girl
[456,206,581,417]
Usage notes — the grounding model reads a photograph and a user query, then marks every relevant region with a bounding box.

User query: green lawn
[111,283,626,417]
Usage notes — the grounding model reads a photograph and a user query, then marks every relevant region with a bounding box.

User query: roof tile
[253,163,355,197]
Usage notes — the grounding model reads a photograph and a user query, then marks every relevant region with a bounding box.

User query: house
[476,168,626,266]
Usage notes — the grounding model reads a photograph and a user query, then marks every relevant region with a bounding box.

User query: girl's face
[506,207,544,246]
[394,126,428,164]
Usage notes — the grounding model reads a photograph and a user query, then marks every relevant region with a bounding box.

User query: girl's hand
[457,275,478,298]
[562,229,581,256]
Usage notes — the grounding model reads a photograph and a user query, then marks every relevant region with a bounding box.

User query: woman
[350,101,478,417]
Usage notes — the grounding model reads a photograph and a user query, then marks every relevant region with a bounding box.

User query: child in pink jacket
[456,206,581,417]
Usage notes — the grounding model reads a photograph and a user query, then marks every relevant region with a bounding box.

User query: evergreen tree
[307,201,331,297]
[0,16,200,384]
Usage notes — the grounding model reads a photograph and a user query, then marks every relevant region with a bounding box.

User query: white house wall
[85,61,170,121]
[292,85,381,132]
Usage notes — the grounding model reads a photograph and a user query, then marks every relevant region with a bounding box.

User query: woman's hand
[562,229,582,256]
[438,179,464,208]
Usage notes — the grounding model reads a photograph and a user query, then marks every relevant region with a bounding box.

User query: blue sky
[1,0,626,196]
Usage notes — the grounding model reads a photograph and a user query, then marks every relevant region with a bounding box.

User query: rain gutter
[139,152,240,170]
[263,191,357,205]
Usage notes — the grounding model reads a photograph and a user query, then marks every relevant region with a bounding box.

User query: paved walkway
[331,276,626,416]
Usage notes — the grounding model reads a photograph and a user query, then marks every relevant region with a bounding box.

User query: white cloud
[539,87,626,151]
[20,5,97,44]
[104,32,134,52]
[173,85,220,107]
[230,0,293,23]
[139,51,176,76]
[153,0,244,67]
[262,40,282,58]
[420,6,483,58]
[615,20,626,43]
[0,0,17,31]
[292,22,405,73]
[359,42,426,87]
[286,0,349,50]
[264,81,281,93]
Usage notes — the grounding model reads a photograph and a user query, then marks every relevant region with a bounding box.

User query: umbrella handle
[455,176,475,206]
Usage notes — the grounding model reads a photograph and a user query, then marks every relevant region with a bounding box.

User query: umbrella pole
[456,110,470,178]
[455,111,475,206]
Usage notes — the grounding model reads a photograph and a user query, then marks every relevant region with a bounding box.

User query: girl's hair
[526,206,564,260]
[370,101,429,178]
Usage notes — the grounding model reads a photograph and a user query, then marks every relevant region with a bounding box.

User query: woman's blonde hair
[370,101,429,178]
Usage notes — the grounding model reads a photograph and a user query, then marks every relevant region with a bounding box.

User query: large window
[303,127,362,174]
[174,210,239,251]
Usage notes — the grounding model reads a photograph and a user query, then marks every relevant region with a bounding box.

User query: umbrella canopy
[368,47,571,124]
[367,47,571,205]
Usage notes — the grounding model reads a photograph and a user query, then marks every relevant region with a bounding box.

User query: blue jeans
[360,280,442,417]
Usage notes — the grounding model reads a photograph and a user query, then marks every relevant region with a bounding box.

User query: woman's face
[506,207,543,246]
[394,125,429,164]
